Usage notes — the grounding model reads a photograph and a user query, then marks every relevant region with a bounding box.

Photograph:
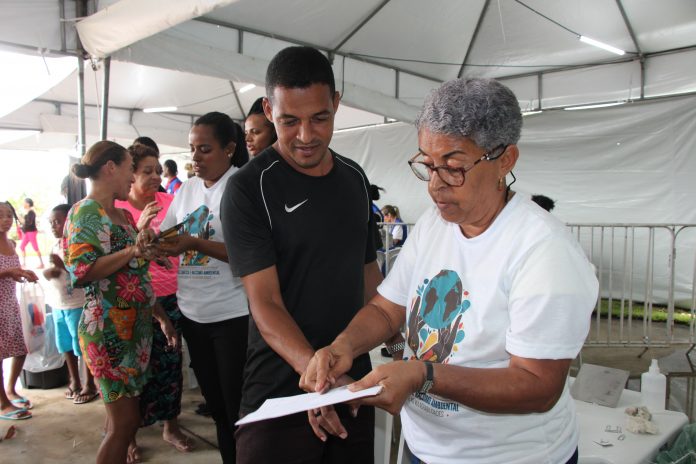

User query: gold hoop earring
[497,177,505,191]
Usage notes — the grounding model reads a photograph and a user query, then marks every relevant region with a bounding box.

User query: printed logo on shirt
[284,199,308,213]
[406,270,469,364]
[405,270,469,416]
[179,207,214,267]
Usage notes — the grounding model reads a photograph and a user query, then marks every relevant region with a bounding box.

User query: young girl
[0,201,38,420]
[19,198,44,269]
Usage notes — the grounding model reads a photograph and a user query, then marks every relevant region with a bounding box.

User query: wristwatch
[385,341,405,355]
[419,361,434,394]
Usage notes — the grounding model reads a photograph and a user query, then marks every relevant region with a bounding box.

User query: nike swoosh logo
[284,199,309,213]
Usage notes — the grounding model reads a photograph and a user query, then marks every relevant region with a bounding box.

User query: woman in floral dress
[64,141,176,464]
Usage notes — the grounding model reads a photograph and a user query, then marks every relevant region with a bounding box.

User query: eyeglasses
[408,145,507,187]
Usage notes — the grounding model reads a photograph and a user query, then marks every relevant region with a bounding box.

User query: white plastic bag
[24,311,65,373]
[18,282,46,353]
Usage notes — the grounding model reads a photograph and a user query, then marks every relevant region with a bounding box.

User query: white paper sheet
[235,385,383,425]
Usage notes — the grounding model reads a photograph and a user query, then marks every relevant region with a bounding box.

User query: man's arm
[300,293,404,393]
[363,260,382,303]
[241,265,315,375]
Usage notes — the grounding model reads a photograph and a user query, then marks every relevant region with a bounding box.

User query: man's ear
[332,91,341,113]
[262,97,273,122]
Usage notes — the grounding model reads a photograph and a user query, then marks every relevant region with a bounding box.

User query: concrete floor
[0,384,222,464]
[4,343,695,464]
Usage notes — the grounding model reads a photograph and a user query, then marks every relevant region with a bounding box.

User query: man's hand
[306,375,357,442]
[348,360,425,416]
[299,338,354,394]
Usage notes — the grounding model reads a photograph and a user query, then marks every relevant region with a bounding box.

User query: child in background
[18,198,44,269]
[0,201,38,420]
[43,204,98,404]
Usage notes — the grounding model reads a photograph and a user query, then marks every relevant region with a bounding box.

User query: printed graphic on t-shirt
[179,206,213,267]
[406,269,469,417]
[407,270,469,363]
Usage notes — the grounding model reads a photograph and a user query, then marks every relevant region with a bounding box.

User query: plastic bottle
[641,359,667,411]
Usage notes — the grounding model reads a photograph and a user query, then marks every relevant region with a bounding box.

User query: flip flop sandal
[10,398,32,410]
[0,409,32,421]
[65,387,76,400]
[73,391,99,404]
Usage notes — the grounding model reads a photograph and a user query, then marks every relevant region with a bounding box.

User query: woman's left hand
[347,360,425,415]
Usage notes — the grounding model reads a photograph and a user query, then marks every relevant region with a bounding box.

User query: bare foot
[163,429,194,452]
[127,442,141,464]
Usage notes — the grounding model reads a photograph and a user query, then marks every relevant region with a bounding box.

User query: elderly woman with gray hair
[300,78,598,464]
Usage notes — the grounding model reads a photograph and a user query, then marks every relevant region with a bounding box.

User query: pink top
[115,192,178,297]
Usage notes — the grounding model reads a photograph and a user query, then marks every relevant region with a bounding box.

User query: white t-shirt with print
[45,240,86,310]
[378,194,598,464]
[161,166,248,323]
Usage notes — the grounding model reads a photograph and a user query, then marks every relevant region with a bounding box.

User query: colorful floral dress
[0,253,27,360]
[64,199,154,403]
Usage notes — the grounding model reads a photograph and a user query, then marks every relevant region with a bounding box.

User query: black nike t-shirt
[221,147,377,414]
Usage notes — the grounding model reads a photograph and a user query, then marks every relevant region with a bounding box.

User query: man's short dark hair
[164,159,178,176]
[265,46,335,100]
[531,194,556,212]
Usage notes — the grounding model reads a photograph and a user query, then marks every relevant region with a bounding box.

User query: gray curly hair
[415,78,522,152]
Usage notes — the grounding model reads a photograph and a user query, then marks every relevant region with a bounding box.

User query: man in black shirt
[222,46,383,463]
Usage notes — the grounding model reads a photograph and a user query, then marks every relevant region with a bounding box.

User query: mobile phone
[157,221,185,240]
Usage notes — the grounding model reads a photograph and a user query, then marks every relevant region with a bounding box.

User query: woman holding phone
[159,112,249,463]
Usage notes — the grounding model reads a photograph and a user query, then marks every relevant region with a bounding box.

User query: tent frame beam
[100,56,110,140]
[615,0,645,99]
[34,98,202,120]
[457,0,491,79]
[229,80,245,119]
[330,0,391,56]
[193,16,442,84]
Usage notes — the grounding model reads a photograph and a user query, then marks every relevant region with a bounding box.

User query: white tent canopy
[1,0,695,152]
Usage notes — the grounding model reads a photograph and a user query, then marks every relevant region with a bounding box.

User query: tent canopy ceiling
[0,0,695,151]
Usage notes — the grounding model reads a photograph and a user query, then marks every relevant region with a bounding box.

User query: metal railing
[569,224,696,347]
[377,221,696,346]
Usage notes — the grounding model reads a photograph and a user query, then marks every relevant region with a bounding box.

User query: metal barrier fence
[378,221,696,347]
[568,224,696,347]
[377,222,413,275]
